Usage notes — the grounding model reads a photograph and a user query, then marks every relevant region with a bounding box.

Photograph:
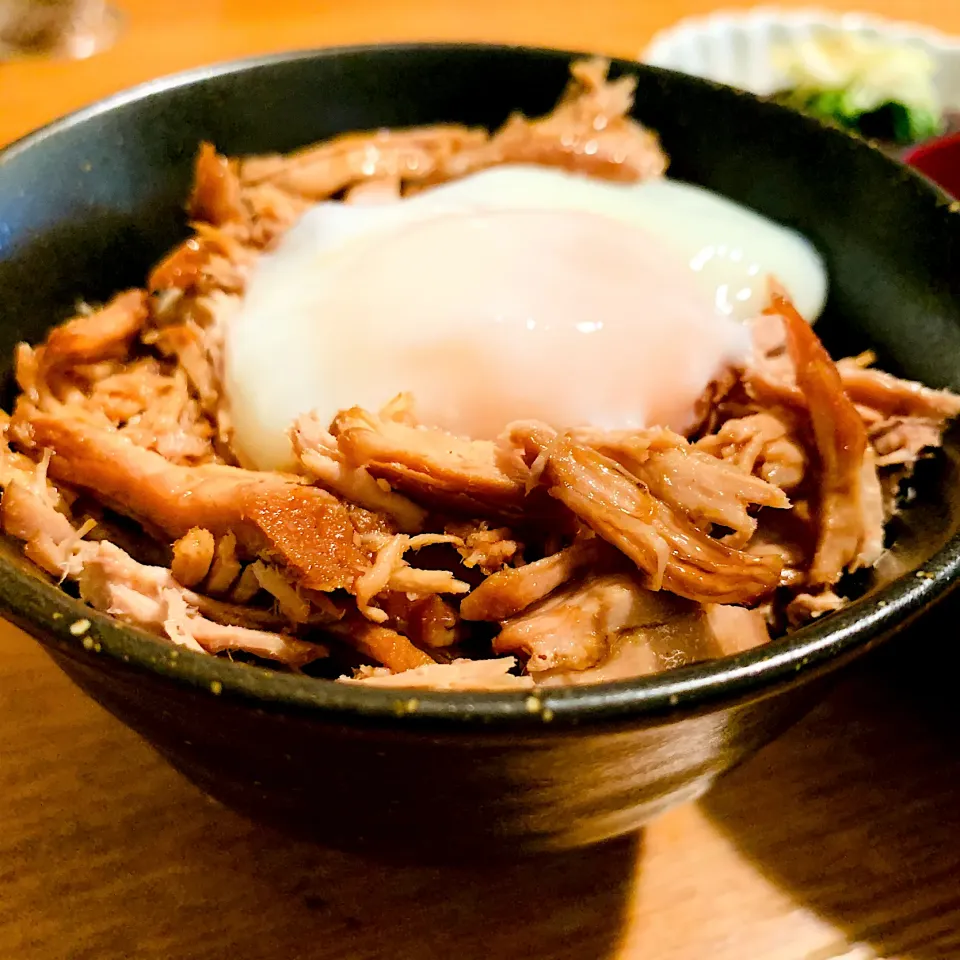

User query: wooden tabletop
[3,2,960,958]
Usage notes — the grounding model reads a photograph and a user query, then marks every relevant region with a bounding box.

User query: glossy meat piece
[697,410,808,494]
[460,538,600,622]
[76,541,322,666]
[353,532,468,623]
[188,142,245,226]
[533,600,769,686]
[444,520,521,575]
[328,618,435,673]
[292,412,426,533]
[515,424,782,604]
[776,296,884,583]
[437,58,667,185]
[0,429,321,664]
[495,573,694,674]
[837,356,960,420]
[382,593,461,649]
[22,291,148,402]
[333,407,527,514]
[13,407,368,592]
[239,484,370,593]
[582,426,789,547]
[240,125,488,199]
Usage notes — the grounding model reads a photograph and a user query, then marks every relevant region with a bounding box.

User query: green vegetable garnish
[771,35,945,145]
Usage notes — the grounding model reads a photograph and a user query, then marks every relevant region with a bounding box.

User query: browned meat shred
[171,527,215,587]
[430,57,667,186]
[837,355,960,420]
[32,290,148,390]
[511,423,784,605]
[241,58,666,200]
[11,406,368,594]
[292,410,426,532]
[328,618,435,673]
[2,59,957,689]
[189,142,245,226]
[240,125,490,200]
[775,296,884,584]
[332,406,528,514]
[494,573,684,674]
[579,426,789,547]
[459,537,600,622]
[239,485,369,592]
[696,410,808,493]
[444,519,521,574]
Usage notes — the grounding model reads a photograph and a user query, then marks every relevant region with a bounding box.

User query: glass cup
[0,0,121,59]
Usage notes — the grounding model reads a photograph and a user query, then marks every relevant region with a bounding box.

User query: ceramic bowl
[641,7,960,104]
[1,44,960,860]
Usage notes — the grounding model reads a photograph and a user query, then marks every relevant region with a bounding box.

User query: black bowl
[2,44,960,861]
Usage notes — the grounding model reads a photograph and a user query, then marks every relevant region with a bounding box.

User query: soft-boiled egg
[225,165,827,471]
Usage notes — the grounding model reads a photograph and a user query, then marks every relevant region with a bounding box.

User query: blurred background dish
[641,8,960,151]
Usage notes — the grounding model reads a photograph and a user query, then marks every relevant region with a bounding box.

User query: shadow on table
[702,611,960,960]
[2,628,641,960]
[209,829,641,960]
[16,762,641,960]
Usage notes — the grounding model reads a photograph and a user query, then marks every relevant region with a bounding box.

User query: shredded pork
[511,423,784,604]
[1,59,957,689]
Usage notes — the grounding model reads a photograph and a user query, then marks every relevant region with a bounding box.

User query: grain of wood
[4,617,960,959]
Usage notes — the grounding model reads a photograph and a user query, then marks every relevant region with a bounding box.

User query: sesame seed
[525,696,541,713]
[209,680,223,695]
[70,618,91,637]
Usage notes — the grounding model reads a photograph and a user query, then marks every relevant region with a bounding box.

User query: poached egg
[225,165,826,471]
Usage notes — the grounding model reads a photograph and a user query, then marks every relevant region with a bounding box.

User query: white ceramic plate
[641,7,960,108]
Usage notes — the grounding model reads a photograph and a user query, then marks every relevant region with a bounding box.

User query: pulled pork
[2,59,957,688]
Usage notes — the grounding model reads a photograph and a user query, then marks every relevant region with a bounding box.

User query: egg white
[225,166,827,470]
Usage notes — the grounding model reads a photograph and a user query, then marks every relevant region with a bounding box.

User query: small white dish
[641,7,960,108]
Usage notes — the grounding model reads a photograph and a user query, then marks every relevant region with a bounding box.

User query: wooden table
[3,2,960,957]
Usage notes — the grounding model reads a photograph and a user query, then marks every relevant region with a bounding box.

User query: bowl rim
[3,41,960,731]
